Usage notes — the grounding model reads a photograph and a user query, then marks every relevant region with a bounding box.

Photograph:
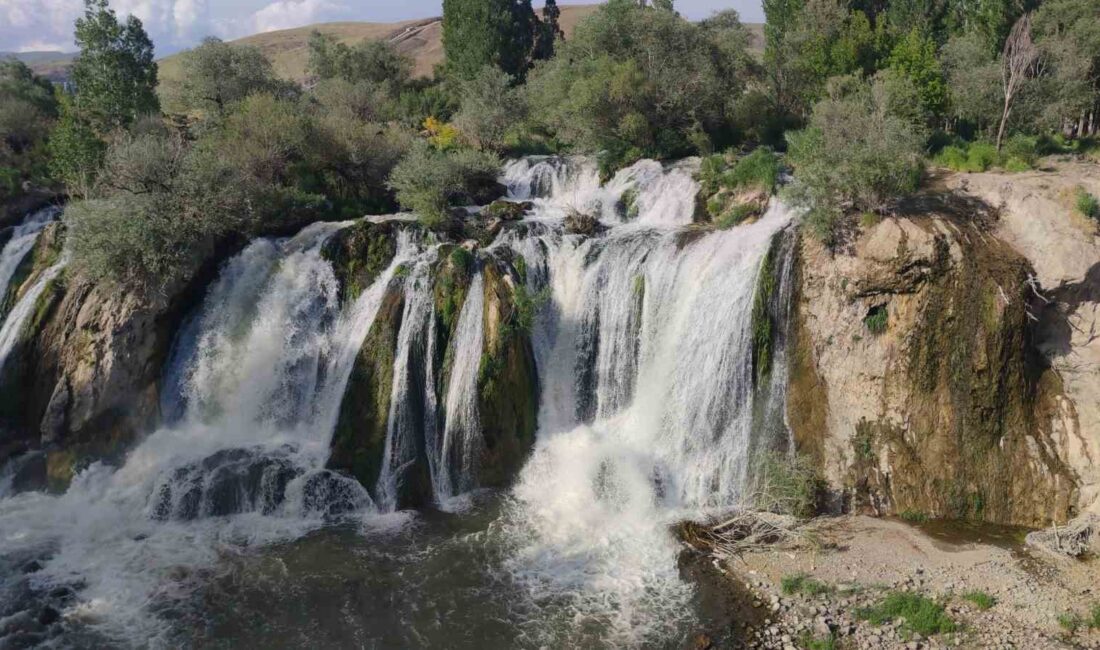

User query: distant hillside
[0,51,76,82]
[159,5,605,90]
[13,5,763,91]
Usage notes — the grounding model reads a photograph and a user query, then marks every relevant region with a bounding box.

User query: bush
[165,37,294,118]
[525,0,753,172]
[899,509,928,523]
[1076,188,1100,220]
[452,65,527,153]
[933,138,1038,173]
[387,142,501,226]
[785,73,926,242]
[725,148,781,194]
[749,451,824,518]
[857,592,956,636]
[962,590,996,610]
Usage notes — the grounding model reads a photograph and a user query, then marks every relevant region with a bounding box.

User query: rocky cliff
[788,162,1100,526]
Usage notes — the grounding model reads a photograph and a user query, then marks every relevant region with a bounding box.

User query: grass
[715,203,759,229]
[798,632,838,650]
[899,509,929,524]
[1058,611,1082,632]
[932,138,1037,173]
[857,592,956,637]
[725,147,781,194]
[781,573,833,597]
[962,590,996,610]
[1090,603,1100,629]
[864,305,888,335]
[1076,187,1100,220]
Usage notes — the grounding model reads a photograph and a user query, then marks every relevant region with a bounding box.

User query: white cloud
[250,0,340,34]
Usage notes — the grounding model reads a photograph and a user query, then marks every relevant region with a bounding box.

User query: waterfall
[436,271,485,503]
[374,252,438,511]
[500,156,700,226]
[0,155,799,646]
[0,207,59,315]
[0,260,65,374]
[0,221,413,643]
[493,159,797,645]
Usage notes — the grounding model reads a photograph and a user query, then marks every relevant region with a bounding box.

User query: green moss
[899,509,929,523]
[751,237,779,385]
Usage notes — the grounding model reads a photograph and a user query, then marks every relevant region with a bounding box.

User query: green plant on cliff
[863,304,888,335]
[751,240,779,384]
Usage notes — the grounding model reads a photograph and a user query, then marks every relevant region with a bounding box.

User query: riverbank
[685,515,1100,649]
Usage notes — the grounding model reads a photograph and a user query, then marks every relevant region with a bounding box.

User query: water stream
[0,158,797,648]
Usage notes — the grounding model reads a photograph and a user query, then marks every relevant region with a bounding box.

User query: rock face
[787,193,1079,526]
[946,164,1100,517]
[0,223,222,490]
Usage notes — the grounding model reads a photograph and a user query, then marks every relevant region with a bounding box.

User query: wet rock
[150,447,300,520]
[563,211,606,236]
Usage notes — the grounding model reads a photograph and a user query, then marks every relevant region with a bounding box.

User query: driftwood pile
[1025,515,1100,559]
[676,511,804,561]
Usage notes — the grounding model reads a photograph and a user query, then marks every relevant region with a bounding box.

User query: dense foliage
[0,61,58,203]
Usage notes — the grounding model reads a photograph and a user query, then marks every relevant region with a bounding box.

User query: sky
[0,0,765,56]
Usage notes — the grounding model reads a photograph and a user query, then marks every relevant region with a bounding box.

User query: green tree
[442,0,548,79]
[940,32,1002,135]
[70,0,159,131]
[167,37,292,118]
[0,60,58,201]
[526,0,752,171]
[387,141,500,225]
[307,32,412,87]
[785,73,927,242]
[453,66,526,152]
[888,28,948,123]
[47,96,106,197]
[1033,0,1100,136]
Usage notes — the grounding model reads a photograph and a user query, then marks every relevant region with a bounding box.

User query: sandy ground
[692,515,1100,649]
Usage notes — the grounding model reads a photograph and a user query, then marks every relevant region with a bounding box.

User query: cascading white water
[436,272,485,503]
[375,251,439,511]
[493,160,796,645]
[0,207,59,311]
[0,260,65,374]
[0,222,414,642]
[501,156,700,227]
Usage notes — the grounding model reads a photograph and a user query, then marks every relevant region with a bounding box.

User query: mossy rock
[475,260,539,487]
[326,285,405,498]
[322,220,406,304]
[482,200,531,222]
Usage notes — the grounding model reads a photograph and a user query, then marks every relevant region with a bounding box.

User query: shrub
[749,451,824,518]
[725,148,781,194]
[965,141,999,172]
[785,73,926,243]
[165,37,293,118]
[1058,611,1082,632]
[1076,188,1100,220]
[452,65,527,152]
[932,145,968,170]
[963,590,996,610]
[857,592,956,636]
[387,142,501,226]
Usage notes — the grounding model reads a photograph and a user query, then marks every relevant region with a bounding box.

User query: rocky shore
[685,515,1100,649]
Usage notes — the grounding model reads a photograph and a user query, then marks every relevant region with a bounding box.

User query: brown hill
[158,5,605,91]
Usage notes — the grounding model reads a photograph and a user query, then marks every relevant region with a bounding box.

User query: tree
[785,73,927,242]
[996,13,1040,150]
[453,66,526,152]
[526,0,752,171]
[1033,0,1100,137]
[387,141,500,225]
[70,0,159,132]
[0,61,58,201]
[888,28,948,123]
[168,37,292,118]
[442,0,549,79]
[941,32,1002,135]
[307,32,412,87]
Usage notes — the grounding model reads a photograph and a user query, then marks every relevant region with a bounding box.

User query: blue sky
[0,0,764,56]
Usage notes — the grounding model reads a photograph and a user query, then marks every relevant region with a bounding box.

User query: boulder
[564,211,606,236]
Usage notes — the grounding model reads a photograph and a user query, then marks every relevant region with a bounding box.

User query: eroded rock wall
[788,200,1079,526]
